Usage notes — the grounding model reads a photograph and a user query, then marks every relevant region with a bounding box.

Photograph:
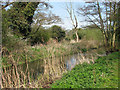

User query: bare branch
[2,2,14,9]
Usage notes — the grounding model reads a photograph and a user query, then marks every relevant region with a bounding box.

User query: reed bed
[2,41,102,88]
[2,50,97,88]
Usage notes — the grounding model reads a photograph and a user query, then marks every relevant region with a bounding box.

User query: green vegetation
[51,52,119,88]
[29,27,50,45]
[50,25,66,42]
[78,28,103,41]
[5,2,39,37]
[67,28,103,42]
[3,39,103,67]
[1,1,120,88]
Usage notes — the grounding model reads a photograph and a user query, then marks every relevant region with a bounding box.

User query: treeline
[2,1,120,52]
[2,2,65,48]
[29,25,65,45]
[2,2,102,48]
[78,2,120,51]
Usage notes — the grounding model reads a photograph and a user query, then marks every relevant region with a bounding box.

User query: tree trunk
[112,22,117,50]
[112,33,116,49]
[102,31,110,51]
[112,2,117,50]
[75,30,79,42]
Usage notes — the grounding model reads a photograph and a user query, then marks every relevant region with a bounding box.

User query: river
[16,53,99,80]
[3,52,107,84]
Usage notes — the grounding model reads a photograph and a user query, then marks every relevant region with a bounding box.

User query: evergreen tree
[8,2,39,37]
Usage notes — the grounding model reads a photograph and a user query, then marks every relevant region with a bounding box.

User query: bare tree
[116,1,120,47]
[66,2,79,42]
[32,10,61,34]
[77,1,118,51]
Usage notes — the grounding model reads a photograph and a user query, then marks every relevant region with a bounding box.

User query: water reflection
[4,53,99,81]
[66,56,76,70]
[21,53,94,80]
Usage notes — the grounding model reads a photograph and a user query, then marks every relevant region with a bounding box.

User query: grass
[67,28,103,43]
[2,31,106,88]
[2,27,105,68]
[51,52,119,88]
[81,28,103,41]
[2,38,105,68]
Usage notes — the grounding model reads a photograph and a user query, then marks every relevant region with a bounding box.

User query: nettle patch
[51,52,119,88]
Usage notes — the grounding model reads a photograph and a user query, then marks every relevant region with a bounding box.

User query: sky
[45,2,88,30]
[4,0,119,30]
[4,1,87,30]
[41,0,120,30]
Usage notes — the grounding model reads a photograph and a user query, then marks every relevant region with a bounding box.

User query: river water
[18,53,98,80]
[4,53,106,82]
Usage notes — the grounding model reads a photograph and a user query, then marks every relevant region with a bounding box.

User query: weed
[51,52,119,88]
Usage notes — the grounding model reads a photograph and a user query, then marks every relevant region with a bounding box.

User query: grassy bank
[2,38,106,88]
[2,39,104,67]
[51,52,119,88]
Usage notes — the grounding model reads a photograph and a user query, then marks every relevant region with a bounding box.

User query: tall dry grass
[2,39,103,88]
[2,50,98,88]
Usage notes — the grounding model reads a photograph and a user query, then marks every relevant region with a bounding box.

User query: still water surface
[20,53,96,80]
[5,53,106,81]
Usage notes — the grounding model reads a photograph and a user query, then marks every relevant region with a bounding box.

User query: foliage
[29,27,50,45]
[65,37,71,41]
[78,2,120,50]
[67,28,103,42]
[116,2,120,48]
[51,52,119,88]
[79,28,103,41]
[81,48,87,53]
[72,31,85,40]
[50,25,66,42]
[2,35,26,53]
[2,9,27,51]
[2,9,27,53]
[6,2,39,37]
[2,9,10,38]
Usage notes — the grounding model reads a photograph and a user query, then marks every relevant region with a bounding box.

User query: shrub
[72,32,84,40]
[50,25,66,42]
[65,37,71,41]
[81,48,87,53]
[30,28,50,45]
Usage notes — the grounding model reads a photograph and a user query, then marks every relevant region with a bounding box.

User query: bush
[50,25,66,42]
[65,37,71,41]
[72,32,85,40]
[81,48,87,53]
[2,33,26,52]
[30,28,50,45]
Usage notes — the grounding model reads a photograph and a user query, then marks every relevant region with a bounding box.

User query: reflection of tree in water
[66,56,77,71]
[2,53,97,88]
[20,60,44,80]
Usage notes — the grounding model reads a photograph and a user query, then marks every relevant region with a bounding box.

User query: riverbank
[2,40,105,68]
[2,40,106,88]
[51,52,119,88]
